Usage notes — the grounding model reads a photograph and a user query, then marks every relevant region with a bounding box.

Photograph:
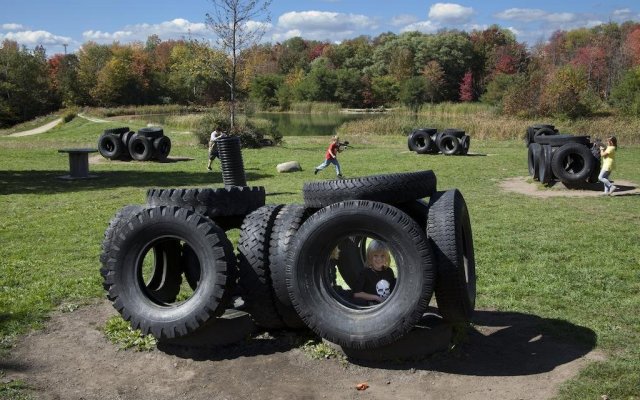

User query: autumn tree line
[2,22,640,127]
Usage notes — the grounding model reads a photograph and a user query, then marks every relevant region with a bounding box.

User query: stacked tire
[408,128,470,155]
[98,126,171,162]
[526,124,600,185]
[101,170,477,352]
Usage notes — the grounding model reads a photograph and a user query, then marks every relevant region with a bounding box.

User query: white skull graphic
[376,279,391,298]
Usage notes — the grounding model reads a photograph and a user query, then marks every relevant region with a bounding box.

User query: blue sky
[1,0,639,55]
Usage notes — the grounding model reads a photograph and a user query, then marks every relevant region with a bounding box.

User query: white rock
[276,161,302,173]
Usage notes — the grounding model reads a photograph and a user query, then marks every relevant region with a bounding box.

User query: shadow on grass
[0,170,273,195]
[348,310,596,376]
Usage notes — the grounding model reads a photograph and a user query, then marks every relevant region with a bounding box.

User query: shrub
[62,109,77,123]
[232,117,282,148]
[193,110,230,146]
[610,67,640,116]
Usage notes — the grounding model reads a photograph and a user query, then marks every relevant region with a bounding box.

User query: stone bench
[57,148,98,179]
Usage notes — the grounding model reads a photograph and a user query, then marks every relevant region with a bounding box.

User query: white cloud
[273,10,376,42]
[0,30,72,46]
[2,23,24,31]
[391,14,419,27]
[428,3,474,23]
[82,18,209,43]
[545,13,577,23]
[506,26,520,36]
[495,8,547,22]
[401,20,440,34]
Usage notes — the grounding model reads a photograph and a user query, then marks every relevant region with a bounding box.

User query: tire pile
[408,128,471,155]
[100,139,476,351]
[98,126,171,162]
[525,124,600,185]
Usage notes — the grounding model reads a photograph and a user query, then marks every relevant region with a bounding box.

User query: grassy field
[0,116,639,399]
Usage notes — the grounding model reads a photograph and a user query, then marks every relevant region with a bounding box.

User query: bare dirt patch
[2,300,603,400]
[501,176,639,198]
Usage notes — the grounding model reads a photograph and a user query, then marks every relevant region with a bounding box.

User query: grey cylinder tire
[303,170,437,209]
[102,206,235,339]
[137,126,164,140]
[427,190,476,323]
[268,204,308,329]
[286,200,435,349]
[236,205,287,329]
[443,128,465,138]
[460,135,470,155]
[550,142,596,184]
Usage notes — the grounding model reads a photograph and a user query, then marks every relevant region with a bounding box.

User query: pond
[110,112,381,136]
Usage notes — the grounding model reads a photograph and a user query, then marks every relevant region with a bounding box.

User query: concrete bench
[57,148,98,179]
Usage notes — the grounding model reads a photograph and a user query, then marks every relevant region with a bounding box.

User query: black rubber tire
[427,190,476,323]
[528,143,541,178]
[409,128,437,154]
[121,131,134,147]
[286,200,435,350]
[104,127,130,135]
[100,205,145,283]
[102,206,235,339]
[438,134,461,155]
[460,135,470,155]
[236,205,286,329]
[534,134,590,146]
[533,127,557,140]
[153,136,171,161]
[268,204,308,329]
[551,142,596,184]
[526,124,556,146]
[587,152,601,183]
[98,133,124,160]
[146,186,266,218]
[303,170,437,209]
[137,126,164,140]
[396,199,429,231]
[443,128,465,138]
[128,134,154,161]
[538,144,553,184]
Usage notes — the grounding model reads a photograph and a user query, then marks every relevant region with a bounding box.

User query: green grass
[0,116,639,398]
[103,315,157,351]
[0,113,61,136]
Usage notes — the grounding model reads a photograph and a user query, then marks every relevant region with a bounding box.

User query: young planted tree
[206,0,272,128]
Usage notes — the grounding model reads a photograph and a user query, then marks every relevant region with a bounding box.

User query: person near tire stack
[207,127,227,171]
[598,136,618,195]
[314,135,343,178]
[352,240,396,305]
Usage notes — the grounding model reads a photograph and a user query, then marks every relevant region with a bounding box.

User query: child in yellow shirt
[598,136,618,195]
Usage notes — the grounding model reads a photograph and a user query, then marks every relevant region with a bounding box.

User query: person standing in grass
[314,135,343,178]
[206,127,225,171]
[598,136,618,195]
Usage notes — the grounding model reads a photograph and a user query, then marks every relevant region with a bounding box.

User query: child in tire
[353,240,396,304]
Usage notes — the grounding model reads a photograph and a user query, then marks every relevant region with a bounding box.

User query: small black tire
[550,142,596,184]
[104,127,130,135]
[460,135,470,155]
[538,145,553,184]
[534,134,590,146]
[102,206,235,339]
[438,134,461,155]
[153,136,172,161]
[427,190,476,323]
[528,143,541,178]
[128,134,154,161]
[442,128,465,138]
[303,170,437,209]
[146,186,266,218]
[137,126,164,140]
[409,128,437,154]
[98,133,124,160]
[286,200,435,349]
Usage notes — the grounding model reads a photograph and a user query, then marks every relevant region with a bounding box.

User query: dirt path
[8,118,63,137]
[1,300,603,400]
[501,176,639,198]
